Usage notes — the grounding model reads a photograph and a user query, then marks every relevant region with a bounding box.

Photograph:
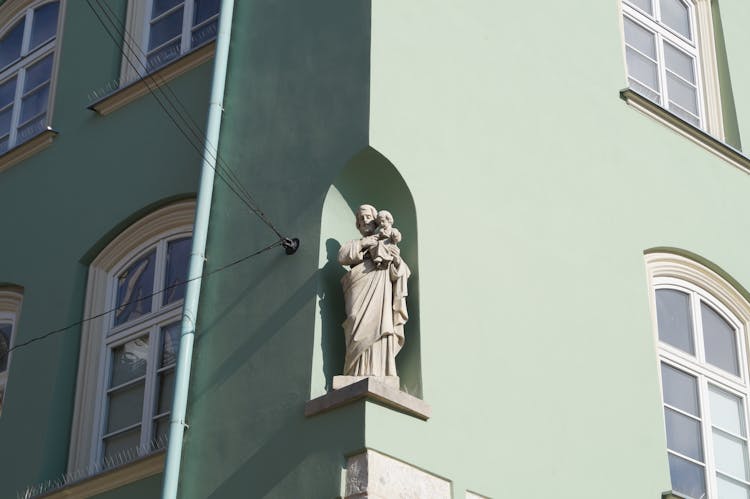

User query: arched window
[621,0,723,136]
[68,200,194,472]
[0,286,23,415]
[0,0,62,153]
[647,253,750,498]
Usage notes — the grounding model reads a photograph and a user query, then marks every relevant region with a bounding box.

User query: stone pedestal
[333,375,399,390]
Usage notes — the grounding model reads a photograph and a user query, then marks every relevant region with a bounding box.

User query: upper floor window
[647,253,750,499]
[68,201,194,473]
[121,0,219,84]
[0,286,23,415]
[621,0,724,137]
[0,0,61,154]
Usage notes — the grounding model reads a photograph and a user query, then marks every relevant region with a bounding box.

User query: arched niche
[311,147,422,399]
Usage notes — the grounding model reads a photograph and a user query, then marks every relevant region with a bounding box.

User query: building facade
[2,0,750,498]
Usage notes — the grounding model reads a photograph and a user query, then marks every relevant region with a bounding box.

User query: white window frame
[0,286,23,416]
[646,252,750,498]
[0,0,64,152]
[621,0,724,139]
[120,0,219,86]
[68,200,195,472]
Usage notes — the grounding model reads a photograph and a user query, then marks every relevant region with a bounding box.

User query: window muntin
[96,232,190,462]
[654,281,750,499]
[143,0,219,73]
[0,1,60,154]
[622,0,703,128]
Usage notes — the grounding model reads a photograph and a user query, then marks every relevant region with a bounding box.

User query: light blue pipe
[161,1,235,497]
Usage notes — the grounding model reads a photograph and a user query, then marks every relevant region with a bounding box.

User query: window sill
[620,88,750,175]
[662,491,688,499]
[305,377,431,420]
[28,451,164,499]
[0,128,58,175]
[88,42,216,116]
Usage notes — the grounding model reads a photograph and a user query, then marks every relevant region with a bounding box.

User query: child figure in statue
[369,210,402,268]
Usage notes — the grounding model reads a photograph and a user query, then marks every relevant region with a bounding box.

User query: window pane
[193,0,219,26]
[24,53,53,92]
[667,73,698,115]
[190,19,217,49]
[115,250,156,326]
[0,21,24,70]
[163,237,190,305]
[110,336,149,387]
[665,407,704,461]
[29,1,59,50]
[626,0,653,14]
[160,322,180,367]
[656,289,694,354]
[148,7,183,51]
[668,104,700,127]
[153,415,170,446]
[713,430,749,481]
[0,137,9,154]
[157,368,175,414]
[702,302,740,376]
[660,0,692,39]
[0,77,16,109]
[152,0,183,18]
[626,48,660,93]
[106,381,144,433]
[628,78,661,104]
[19,83,49,124]
[718,476,750,499]
[15,113,45,144]
[0,108,12,137]
[664,42,695,83]
[147,41,181,71]
[710,386,746,437]
[624,17,656,59]
[662,363,700,416]
[0,323,11,372]
[669,454,706,499]
[103,427,140,462]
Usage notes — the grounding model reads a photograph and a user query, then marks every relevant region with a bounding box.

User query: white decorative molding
[0,286,23,415]
[89,42,215,116]
[344,449,451,499]
[67,200,195,472]
[621,89,750,175]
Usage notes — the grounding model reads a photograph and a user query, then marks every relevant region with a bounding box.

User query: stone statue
[334,204,410,389]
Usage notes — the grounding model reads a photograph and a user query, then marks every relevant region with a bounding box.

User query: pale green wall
[182,0,750,498]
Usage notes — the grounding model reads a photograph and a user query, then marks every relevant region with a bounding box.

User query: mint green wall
[0,0,211,496]
[181,1,750,498]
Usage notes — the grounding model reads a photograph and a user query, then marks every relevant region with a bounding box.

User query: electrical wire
[85,0,285,240]
[7,239,284,354]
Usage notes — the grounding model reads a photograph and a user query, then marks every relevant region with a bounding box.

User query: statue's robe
[338,239,410,376]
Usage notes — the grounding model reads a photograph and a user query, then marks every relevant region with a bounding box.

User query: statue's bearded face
[356,209,376,235]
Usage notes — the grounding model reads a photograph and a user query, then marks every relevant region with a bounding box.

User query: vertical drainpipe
[161,1,235,498]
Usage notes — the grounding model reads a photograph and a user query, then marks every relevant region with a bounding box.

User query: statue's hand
[361,235,378,248]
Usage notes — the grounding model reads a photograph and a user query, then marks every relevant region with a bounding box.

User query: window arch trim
[68,200,195,473]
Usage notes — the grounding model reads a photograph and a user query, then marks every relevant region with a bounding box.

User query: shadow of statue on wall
[318,238,347,391]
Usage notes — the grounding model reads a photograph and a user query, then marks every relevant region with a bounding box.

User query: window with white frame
[0,287,23,416]
[68,201,194,471]
[121,0,219,83]
[621,0,724,135]
[0,0,61,154]
[647,253,750,499]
